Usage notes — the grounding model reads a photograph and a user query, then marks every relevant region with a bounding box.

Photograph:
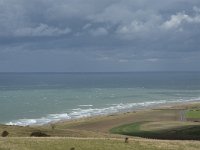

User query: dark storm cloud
[0,0,200,71]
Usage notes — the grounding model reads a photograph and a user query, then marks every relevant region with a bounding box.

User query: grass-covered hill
[0,102,200,150]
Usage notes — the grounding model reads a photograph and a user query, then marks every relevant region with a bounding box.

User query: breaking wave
[6,98,199,126]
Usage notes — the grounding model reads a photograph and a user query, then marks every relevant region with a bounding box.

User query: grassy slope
[0,102,200,150]
[0,109,179,137]
[1,138,200,150]
[110,102,200,140]
[0,124,110,138]
[110,121,200,140]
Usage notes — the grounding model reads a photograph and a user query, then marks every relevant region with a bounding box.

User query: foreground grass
[110,121,200,140]
[0,124,110,138]
[0,137,200,150]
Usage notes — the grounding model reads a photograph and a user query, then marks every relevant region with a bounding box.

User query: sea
[0,72,200,126]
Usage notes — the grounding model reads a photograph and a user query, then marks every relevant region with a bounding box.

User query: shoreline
[59,100,199,119]
[3,100,200,127]
[45,100,200,125]
[0,100,199,139]
[48,100,200,137]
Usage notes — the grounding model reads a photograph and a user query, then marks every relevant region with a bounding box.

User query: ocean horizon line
[0,71,200,74]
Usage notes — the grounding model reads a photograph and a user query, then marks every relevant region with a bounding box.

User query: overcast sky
[0,0,200,72]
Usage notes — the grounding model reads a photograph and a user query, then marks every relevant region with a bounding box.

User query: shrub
[1,131,9,137]
[30,131,50,137]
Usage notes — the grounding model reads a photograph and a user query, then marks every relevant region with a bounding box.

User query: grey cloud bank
[0,0,200,72]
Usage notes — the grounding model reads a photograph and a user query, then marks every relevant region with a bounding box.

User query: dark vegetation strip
[110,122,200,140]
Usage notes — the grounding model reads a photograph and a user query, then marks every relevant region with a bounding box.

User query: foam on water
[7,97,200,126]
[5,99,184,126]
[78,105,93,107]
[2,72,200,126]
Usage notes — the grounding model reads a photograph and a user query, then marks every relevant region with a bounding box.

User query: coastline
[0,101,200,150]
[45,100,199,125]
[46,100,200,133]
[4,100,200,127]
[0,100,199,139]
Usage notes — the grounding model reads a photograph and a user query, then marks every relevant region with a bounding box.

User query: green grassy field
[110,121,200,140]
[186,109,200,119]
